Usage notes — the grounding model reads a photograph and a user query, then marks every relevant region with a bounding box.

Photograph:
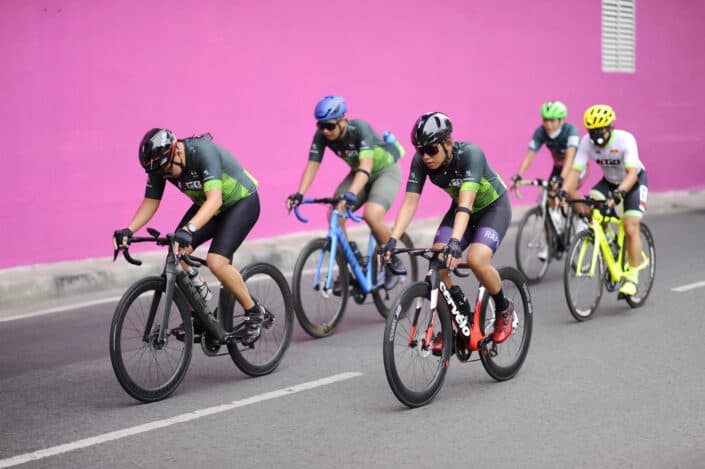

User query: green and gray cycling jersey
[406,141,507,212]
[308,118,405,174]
[528,122,580,166]
[145,135,258,212]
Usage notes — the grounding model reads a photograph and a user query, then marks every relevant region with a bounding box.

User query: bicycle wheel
[478,267,533,381]
[625,223,656,308]
[109,276,192,403]
[372,232,419,318]
[564,230,604,321]
[227,263,294,377]
[383,281,452,408]
[515,207,551,284]
[292,237,348,338]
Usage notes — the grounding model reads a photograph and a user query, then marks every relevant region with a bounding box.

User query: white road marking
[671,280,705,292]
[0,372,362,468]
[0,296,124,323]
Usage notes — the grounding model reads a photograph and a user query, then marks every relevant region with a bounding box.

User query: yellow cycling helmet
[583,104,616,129]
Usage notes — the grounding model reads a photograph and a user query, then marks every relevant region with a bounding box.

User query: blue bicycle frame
[294,198,388,295]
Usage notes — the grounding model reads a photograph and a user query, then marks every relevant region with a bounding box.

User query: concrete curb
[1,189,703,318]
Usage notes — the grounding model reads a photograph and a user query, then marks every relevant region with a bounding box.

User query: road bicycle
[291,197,418,338]
[513,178,585,283]
[563,198,656,321]
[382,247,532,408]
[109,228,294,402]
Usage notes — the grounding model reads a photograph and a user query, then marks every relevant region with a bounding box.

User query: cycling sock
[492,289,509,311]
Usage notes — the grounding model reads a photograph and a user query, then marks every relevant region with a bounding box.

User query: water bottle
[606,228,619,259]
[188,268,213,302]
[549,207,563,234]
[449,285,470,318]
[349,241,364,265]
[383,131,396,143]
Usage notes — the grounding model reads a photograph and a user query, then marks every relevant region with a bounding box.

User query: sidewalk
[1,189,703,320]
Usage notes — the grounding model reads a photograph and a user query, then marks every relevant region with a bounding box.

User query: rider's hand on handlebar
[556,188,568,202]
[608,188,625,207]
[443,238,463,270]
[509,174,521,190]
[377,237,397,265]
[286,192,303,211]
[113,228,133,250]
[173,229,193,254]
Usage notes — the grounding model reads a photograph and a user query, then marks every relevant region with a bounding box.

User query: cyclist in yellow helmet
[560,105,649,296]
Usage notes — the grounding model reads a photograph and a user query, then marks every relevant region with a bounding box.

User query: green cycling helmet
[540,101,568,120]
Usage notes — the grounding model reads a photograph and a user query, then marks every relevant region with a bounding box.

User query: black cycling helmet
[411,112,453,149]
[139,128,177,173]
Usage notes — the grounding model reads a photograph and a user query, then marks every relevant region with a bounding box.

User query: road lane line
[0,372,362,468]
[0,296,125,323]
[671,280,705,292]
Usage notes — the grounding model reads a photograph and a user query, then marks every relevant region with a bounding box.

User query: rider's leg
[619,172,648,296]
[206,194,263,337]
[623,215,643,270]
[363,202,392,244]
[622,170,648,271]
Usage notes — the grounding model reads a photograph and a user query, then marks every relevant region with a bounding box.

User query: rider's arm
[451,190,475,240]
[127,197,160,233]
[560,146,577,181]
[619,132,641,193]
[296,160,321,195]
[563,135,590,193]
[348,155,373,195]
[617,166,639,193]
[560,125,581,181]
[390,192,421,240]
[516,149,537,179]
[185,188,222,230]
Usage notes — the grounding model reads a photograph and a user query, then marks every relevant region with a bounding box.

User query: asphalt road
[1,210,704,469]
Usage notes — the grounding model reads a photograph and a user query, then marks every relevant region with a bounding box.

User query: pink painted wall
[2,0,704,269]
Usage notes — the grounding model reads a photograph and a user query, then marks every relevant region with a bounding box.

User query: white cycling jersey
[572,129,645,185]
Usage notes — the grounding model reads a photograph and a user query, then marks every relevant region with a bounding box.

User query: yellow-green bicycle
[563,197,655,321]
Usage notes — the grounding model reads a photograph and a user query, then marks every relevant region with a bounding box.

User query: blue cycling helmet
[314,96,347,121]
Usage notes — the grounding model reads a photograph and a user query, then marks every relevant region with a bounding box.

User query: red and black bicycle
[382,248,533,407]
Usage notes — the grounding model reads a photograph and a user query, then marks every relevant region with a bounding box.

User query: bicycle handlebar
[566,198,619,217]
[293,197,363,223]
[512,178,554,200]
[385,247,471,278]
[113,229,207,268]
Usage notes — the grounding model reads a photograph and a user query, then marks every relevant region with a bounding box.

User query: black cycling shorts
[177,192,260,260]
[433,191,511,253]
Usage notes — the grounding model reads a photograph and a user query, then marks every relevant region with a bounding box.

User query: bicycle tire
[292,237,349,338]
[564,230,604,321]
[372,232,419,318]
[515,206,551,284]
[109,276,193,403]
[478,267,533,381]
[383,281,452,408]
[226,262,294,377]
[625,223,656,308]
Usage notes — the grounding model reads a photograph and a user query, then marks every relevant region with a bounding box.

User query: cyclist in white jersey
[561,104,648,296]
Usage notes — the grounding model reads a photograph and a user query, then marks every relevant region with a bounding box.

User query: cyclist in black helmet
[286,95,408,287]
[112,128,263,344]
[380,112,514,347]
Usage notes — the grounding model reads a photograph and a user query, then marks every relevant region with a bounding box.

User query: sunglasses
[317,120,339,131]
[417,144,440,156]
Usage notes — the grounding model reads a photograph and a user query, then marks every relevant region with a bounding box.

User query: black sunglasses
[417,144,440,156]
[317,120,339,131]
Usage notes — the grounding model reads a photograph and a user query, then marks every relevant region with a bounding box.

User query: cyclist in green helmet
[510,101,588,260]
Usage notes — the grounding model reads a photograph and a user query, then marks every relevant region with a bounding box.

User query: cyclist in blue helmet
[286,95,407,288]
